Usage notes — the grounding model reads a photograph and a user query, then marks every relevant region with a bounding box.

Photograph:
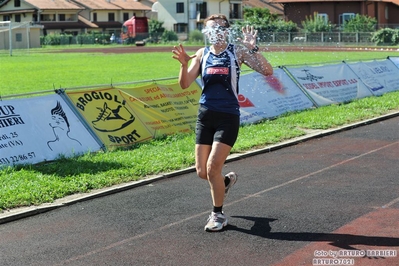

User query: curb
[1,111,398,225]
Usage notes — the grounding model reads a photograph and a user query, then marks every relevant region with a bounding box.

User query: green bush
[149,19,165,43]
[161,30,178,42]
[343,14,377,33]
[189,29,204,42]
[41,34,73,45]
[371,28,399,45]
[301,12,335,33]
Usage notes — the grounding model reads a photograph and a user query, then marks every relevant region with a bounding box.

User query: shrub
[189,29,204,43]
[161,30,178,42]
[342,14,377,33]
[301,12,335,33]
[371,28,399,45]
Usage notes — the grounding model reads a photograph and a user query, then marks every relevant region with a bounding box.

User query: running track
[0,114,398,266]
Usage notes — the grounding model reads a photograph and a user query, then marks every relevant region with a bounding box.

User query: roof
[0,9,35,15]
[243,0,284,15]
[93,21,123,28]
[71,0,121,10]
[24,0,83,10]
[111,0,152,11]
[270,0,399,4]
[78,15,98,28]
[71,0,151,11]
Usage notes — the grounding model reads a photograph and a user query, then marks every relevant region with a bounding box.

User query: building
[270,0,399,29]
[243,0,284,18]
[154,0,245,40]
[0,0,155,36]
[0,21,42,50]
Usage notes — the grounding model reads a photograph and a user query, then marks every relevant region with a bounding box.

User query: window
[230,3,241,19]
[15,14,21,22]
[317,13,328,23]
[176,2,184,14]
[15,0,20,7]
[196,3,207,19]
[339,13,355,25]
[16,33,22,42]
[108,13,115,21]
[59,14,66,21]
[93,13,97,22]
[123,13,129,21]
[174,23,187,33]
[3,15,11,21]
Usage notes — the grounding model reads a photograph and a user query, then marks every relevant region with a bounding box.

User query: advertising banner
[239,68,315,124]
[388,56,399,68]
[346,59,399,96]
[119,83,200,136]
[285,63,373,106]
[0,95,102,167]
[66,87,154,147]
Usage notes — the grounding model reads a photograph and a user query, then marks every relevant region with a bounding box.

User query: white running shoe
[224,172,238,199]
[204,212,228,232]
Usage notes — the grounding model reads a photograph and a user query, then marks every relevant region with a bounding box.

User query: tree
[371,28,399,45]
[231,7,298,42]
[243,7,278,25]
[148,20,165,43]
[301,12,335,32]
[342,14,377,33]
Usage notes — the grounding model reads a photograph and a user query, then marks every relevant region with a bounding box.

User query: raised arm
[172,44,203,89]
[237,25,273,76]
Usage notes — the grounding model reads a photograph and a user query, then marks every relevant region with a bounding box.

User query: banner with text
[66,87,154,147]
[388,56,399,69]
[285,63,373,106]
[239,68,315,124]
[346,59,399,96]
[119,83,200,136]
[0,95,102,167]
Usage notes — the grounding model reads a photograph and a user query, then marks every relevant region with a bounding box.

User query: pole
[27,22,30,53]
[9,21,12,56]
[187,0,189,40]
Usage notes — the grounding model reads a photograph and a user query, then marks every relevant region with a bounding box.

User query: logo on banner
[71,89,148,146]
[297,69,324,82]
[92,102,135,132]
[47,101,82,151]
[238,94,255,107]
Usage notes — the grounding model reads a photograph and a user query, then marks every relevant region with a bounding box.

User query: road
[0,114,398,266]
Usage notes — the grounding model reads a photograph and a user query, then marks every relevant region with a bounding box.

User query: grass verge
[1,91,398,211]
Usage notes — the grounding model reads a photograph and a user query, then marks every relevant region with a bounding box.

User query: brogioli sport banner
[285,63,373,106]
[66,87,154,147]
[0,94,102,166]
[66,83,201,148]
[238,68,315,124]
[346,59,399,96]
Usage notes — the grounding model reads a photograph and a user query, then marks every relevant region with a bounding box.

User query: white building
[154,0,244,40]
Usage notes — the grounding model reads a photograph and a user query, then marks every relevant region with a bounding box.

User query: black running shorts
[195,105,240,147]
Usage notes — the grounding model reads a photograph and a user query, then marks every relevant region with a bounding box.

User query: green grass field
[2,45,398,96]
[1,45,399,211]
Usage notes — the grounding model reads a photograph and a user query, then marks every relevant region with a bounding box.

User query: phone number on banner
[0,152,36,165]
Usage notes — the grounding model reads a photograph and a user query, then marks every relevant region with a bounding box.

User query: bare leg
[195,144,212,180]
[196,142,232,207]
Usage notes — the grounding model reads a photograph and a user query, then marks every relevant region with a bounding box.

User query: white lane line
[383,197,399,208]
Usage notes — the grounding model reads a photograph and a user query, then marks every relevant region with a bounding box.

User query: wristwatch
[249,45,259,54]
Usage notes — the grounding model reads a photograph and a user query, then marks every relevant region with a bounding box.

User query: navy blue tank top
[200,43,241,115]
